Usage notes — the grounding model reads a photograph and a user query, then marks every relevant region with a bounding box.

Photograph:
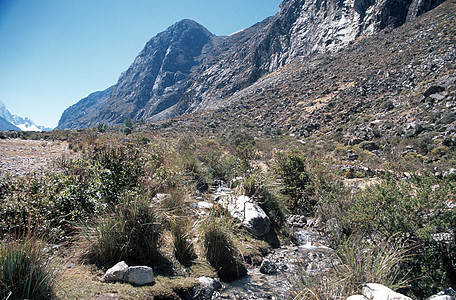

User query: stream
[206,182,336,299]
[217,227,335,299]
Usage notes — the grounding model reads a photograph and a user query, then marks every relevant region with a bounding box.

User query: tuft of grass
[200,211,247,281]
[170,217,197,265]
[0,236,57,300]
[78,194,163,266]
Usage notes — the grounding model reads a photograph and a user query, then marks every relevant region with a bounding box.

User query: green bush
[0,168,105,240]
[274,150,314,213]
[0,236,56,300]
[325,172,456,298]
[238,174,287,227]
[90,144,144,205]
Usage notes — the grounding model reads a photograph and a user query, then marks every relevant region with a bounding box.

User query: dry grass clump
[200,211,247,281]
[78,194,163,266]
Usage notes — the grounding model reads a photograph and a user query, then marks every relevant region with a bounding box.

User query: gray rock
[124,266,155,286]
[103,261,129,282]
[222,195,271,236]
[427,287,456,300]
[260,259,278,274]
[359,141,380,151]
[362,283,412,300]
[193,277,222,300]
[152,193,171,203]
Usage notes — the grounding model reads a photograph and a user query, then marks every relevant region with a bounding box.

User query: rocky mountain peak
[58,0,449,129]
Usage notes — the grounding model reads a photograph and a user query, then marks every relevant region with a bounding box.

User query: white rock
[103,261,128,282]
[152,193,171,203]
[427,287,456,300]
[124,266,155,286]
[362,283,412,300]
[347,295,368,300]
[222,195,271,236]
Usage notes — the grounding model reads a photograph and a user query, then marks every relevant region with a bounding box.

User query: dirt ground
[0,138,74,177]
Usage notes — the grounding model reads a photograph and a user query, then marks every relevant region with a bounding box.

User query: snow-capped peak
[0,101,51,131]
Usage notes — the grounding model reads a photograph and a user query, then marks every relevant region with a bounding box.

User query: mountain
[58,0,447,129]
[0,115,20,131]
[157,0,456,151]
[58,19,218,129]
[0,101,52,131]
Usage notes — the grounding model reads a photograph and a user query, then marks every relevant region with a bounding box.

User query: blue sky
[0,0,282,128]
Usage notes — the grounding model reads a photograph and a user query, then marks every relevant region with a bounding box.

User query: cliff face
[58,19,216,129]
[58,0,447,129]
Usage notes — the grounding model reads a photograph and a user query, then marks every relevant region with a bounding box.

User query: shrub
[0,236,56,300]
[237,174,287,227]
[326,172,456,298]
[274,150,314,214]
[90,144,144,205]
[79,194,163,265]
[431,145,449,157]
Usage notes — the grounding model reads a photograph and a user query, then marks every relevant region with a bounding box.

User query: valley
[1,0,455,299]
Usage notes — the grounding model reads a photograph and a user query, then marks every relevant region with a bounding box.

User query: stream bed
[217,227,335,299]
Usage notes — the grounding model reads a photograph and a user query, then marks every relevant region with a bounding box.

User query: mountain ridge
[57,0,449,130]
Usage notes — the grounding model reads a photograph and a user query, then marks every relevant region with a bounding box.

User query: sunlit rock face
[58,0,445,129]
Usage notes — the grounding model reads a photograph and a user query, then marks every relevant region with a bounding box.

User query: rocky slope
[152,0,455,168]
[58,0,447,129]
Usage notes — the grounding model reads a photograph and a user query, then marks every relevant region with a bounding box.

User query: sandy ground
[0,138,74,177]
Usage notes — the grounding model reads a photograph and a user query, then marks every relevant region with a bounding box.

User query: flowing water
[217,228,335,299]
[208,182,336,299]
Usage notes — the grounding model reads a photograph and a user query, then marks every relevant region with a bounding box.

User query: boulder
[152,193,171,203]
[223,195,271,236]
[359,141,380,151]
[427,287,456,300]
[124,266,155,286]
[347,296,367,300]
[362,283,412,300]
[102,261,129,282]
[193,277,222,300]
[260,259,278,274]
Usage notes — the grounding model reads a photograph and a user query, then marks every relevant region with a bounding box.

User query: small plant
[121,117,134,135]
[0,236,56,300]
